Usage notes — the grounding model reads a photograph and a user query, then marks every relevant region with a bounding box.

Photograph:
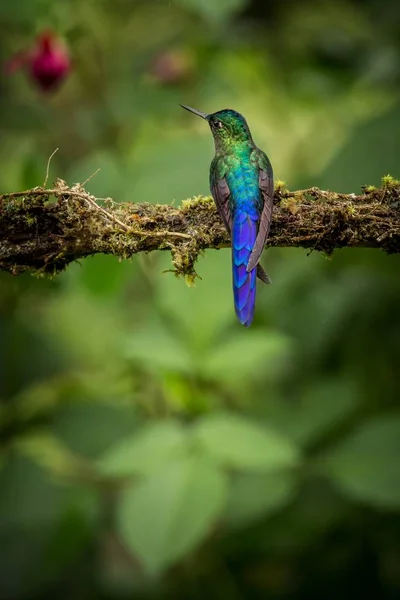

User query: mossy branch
[0,176,400,280]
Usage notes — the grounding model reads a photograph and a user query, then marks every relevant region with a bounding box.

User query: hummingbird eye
[212,119,223,129]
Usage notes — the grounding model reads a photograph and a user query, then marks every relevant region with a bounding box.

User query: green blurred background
[1,0,400,598]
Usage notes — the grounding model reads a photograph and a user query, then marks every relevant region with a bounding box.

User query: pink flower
[5,31,70,92]
[149,50,194,85]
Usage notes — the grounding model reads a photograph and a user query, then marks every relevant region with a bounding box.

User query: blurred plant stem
[0,176,399,280]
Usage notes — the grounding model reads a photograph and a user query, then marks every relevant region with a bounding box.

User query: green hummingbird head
[180,105,254,151]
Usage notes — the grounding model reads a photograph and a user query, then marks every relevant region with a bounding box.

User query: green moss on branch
[0,177,399,278]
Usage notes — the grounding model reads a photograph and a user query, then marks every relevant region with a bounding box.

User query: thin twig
[43,148,59,188]
[80,193,131,231]
[81,168,101,187]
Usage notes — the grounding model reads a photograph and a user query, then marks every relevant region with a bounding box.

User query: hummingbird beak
[180,104,208,120]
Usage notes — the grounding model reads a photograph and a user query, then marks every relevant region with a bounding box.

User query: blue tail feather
[232,211,258,327]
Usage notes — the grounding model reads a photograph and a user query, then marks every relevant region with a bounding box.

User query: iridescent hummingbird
[180,105,274,326]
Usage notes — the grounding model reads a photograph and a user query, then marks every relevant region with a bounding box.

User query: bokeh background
[1,0,400,598]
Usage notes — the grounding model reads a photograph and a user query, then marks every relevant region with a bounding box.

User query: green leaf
[324,415,400,508]
[201,330,291,383]
[193,413,300,471]
[15,432,86,478]
[53,403,137,460]
[98,421,187,477]
[226,471,297,527]
[123,322,192,374]
[267,378,360,446]
[117,454,227,573]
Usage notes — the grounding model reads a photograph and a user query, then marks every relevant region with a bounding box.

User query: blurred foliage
[1,0,400,598]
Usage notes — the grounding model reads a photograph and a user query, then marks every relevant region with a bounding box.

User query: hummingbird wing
[246,149,274,273]
[210,157,271,284]
[210,168,232,231]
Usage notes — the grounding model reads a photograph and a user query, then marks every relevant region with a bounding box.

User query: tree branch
[0,177,399,280]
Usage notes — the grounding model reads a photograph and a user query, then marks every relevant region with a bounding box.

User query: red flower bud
[5,31,70,92]
[149,50,194,86]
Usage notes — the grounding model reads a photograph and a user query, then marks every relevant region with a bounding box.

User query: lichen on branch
[0,176,399,280]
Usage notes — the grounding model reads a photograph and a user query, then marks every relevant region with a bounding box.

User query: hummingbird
[180,105,274,327]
